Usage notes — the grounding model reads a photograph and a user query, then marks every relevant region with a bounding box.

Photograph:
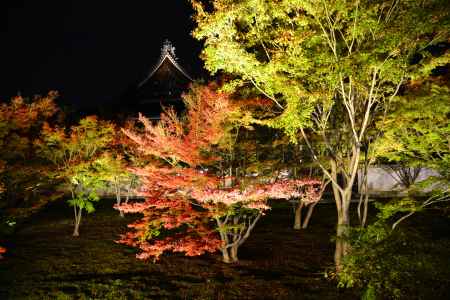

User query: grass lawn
[0,198,357,299]
[2,196,445,299]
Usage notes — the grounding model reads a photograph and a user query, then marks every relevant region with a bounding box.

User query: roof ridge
[138,40,193,88]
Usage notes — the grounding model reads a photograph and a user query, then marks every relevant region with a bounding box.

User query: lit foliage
[36,116,115,236]
[369,77,450,230]
[193,0,449,137]
[374,79,450,181]
[117,85,234,260]
[0,92,58,212]
[0,92,58,258]
[198,178,322,263]
[117,85,321,262]
[339,71,449,298]
[338,219,450,299]
[193,0,450,269]
[96,152,135,217]
[0,245,5,259]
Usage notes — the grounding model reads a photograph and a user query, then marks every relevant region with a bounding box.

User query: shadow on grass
[0,199,360,299]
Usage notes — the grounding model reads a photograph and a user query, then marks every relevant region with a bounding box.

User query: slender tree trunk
[221,245,239,263]
[115,182,124,217]
[330,159,355,272]
[230,244,239,262]
[216,217,234,264]
[217,213,261,264]
[302,202,317,229]
[358,150,371,227]
[221,248,231,263]
[293,201,304,230]
[73,205,82,237]
[125,177,134,204]
[361,192,369,227]
[357,168,369,226]
[335,191,351,273]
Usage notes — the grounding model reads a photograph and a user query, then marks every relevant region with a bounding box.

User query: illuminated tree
[291,178,327,230]
[116,85,238,261]
[193,178,321,262]
[337,74,450,299]
[96,153,135,217]
[36,116,114,236]
[117,85,319,263]
[193,0,449,270]
[0,92,59,260]
[372,77,450,229]
[0,92,58,210]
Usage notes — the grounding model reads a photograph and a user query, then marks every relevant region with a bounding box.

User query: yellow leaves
[190,0,208,20]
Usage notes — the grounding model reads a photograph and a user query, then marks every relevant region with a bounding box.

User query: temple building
[128,40,193,119]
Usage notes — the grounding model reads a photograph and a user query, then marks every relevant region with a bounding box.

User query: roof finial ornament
[138,39,193,87]
[161,39,177,61]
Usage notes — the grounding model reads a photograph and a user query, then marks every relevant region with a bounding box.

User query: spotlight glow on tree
[116,85,321,263]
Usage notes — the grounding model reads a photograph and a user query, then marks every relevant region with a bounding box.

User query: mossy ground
[0,199,366,299]
[3,198,449,299]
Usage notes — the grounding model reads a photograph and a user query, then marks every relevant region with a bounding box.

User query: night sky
[0,1,203,109]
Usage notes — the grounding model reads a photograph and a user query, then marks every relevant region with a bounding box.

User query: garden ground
[0,198,447,299]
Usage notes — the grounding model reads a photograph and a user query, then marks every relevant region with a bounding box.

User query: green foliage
[374,198,421,221]
[0,92,59,211]
[36,116,115,234]
[372,75,450,222]
[194,2,450,271]
[339,219,450,299]
[193,0,449,143]
[373,82,450,172]
[66,162,109,214]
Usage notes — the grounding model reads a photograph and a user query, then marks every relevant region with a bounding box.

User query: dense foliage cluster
[0,92,58,212]
[0,1,449,298]
[192,0,450,272]
[116,85,322,262]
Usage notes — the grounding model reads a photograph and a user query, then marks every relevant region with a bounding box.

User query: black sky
[0,1,203,108]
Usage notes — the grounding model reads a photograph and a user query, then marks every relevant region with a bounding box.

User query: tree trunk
[73,205,82,237]
[358,152,370,227]
[361,192,369,227]
[115,183,124,217]
[330,159,354,272]
[230,245,239,262]
[302,202,317,229]
[293,201,304,230]
[334,199,350,273]
[221,246,239,263]
[221,248,231,263]
[125,180,133,204]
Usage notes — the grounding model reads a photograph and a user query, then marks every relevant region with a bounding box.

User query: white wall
[358,166,440,194]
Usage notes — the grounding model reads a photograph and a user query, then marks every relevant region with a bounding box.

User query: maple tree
[193,0,449,270]
[117,84,320,263]
[371,75,450,230]
[102,121,146,217]
[97,152,135,217]
[0,92,58,211]
[116,85,235,261]
[36,116,114,236]
[0,92,59,259]
[229,125,328,231]
[195,178,321,262]
[291,177,327,230]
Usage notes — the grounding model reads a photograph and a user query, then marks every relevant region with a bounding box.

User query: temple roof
[130,40,193,118]
[138,40,193,87]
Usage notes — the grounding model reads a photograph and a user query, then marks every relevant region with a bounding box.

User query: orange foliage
[116,84,321,262]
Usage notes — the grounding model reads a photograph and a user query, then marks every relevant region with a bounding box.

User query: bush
[338,221,450,299]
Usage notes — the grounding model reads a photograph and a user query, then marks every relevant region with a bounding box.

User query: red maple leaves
[116,84,322,262]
